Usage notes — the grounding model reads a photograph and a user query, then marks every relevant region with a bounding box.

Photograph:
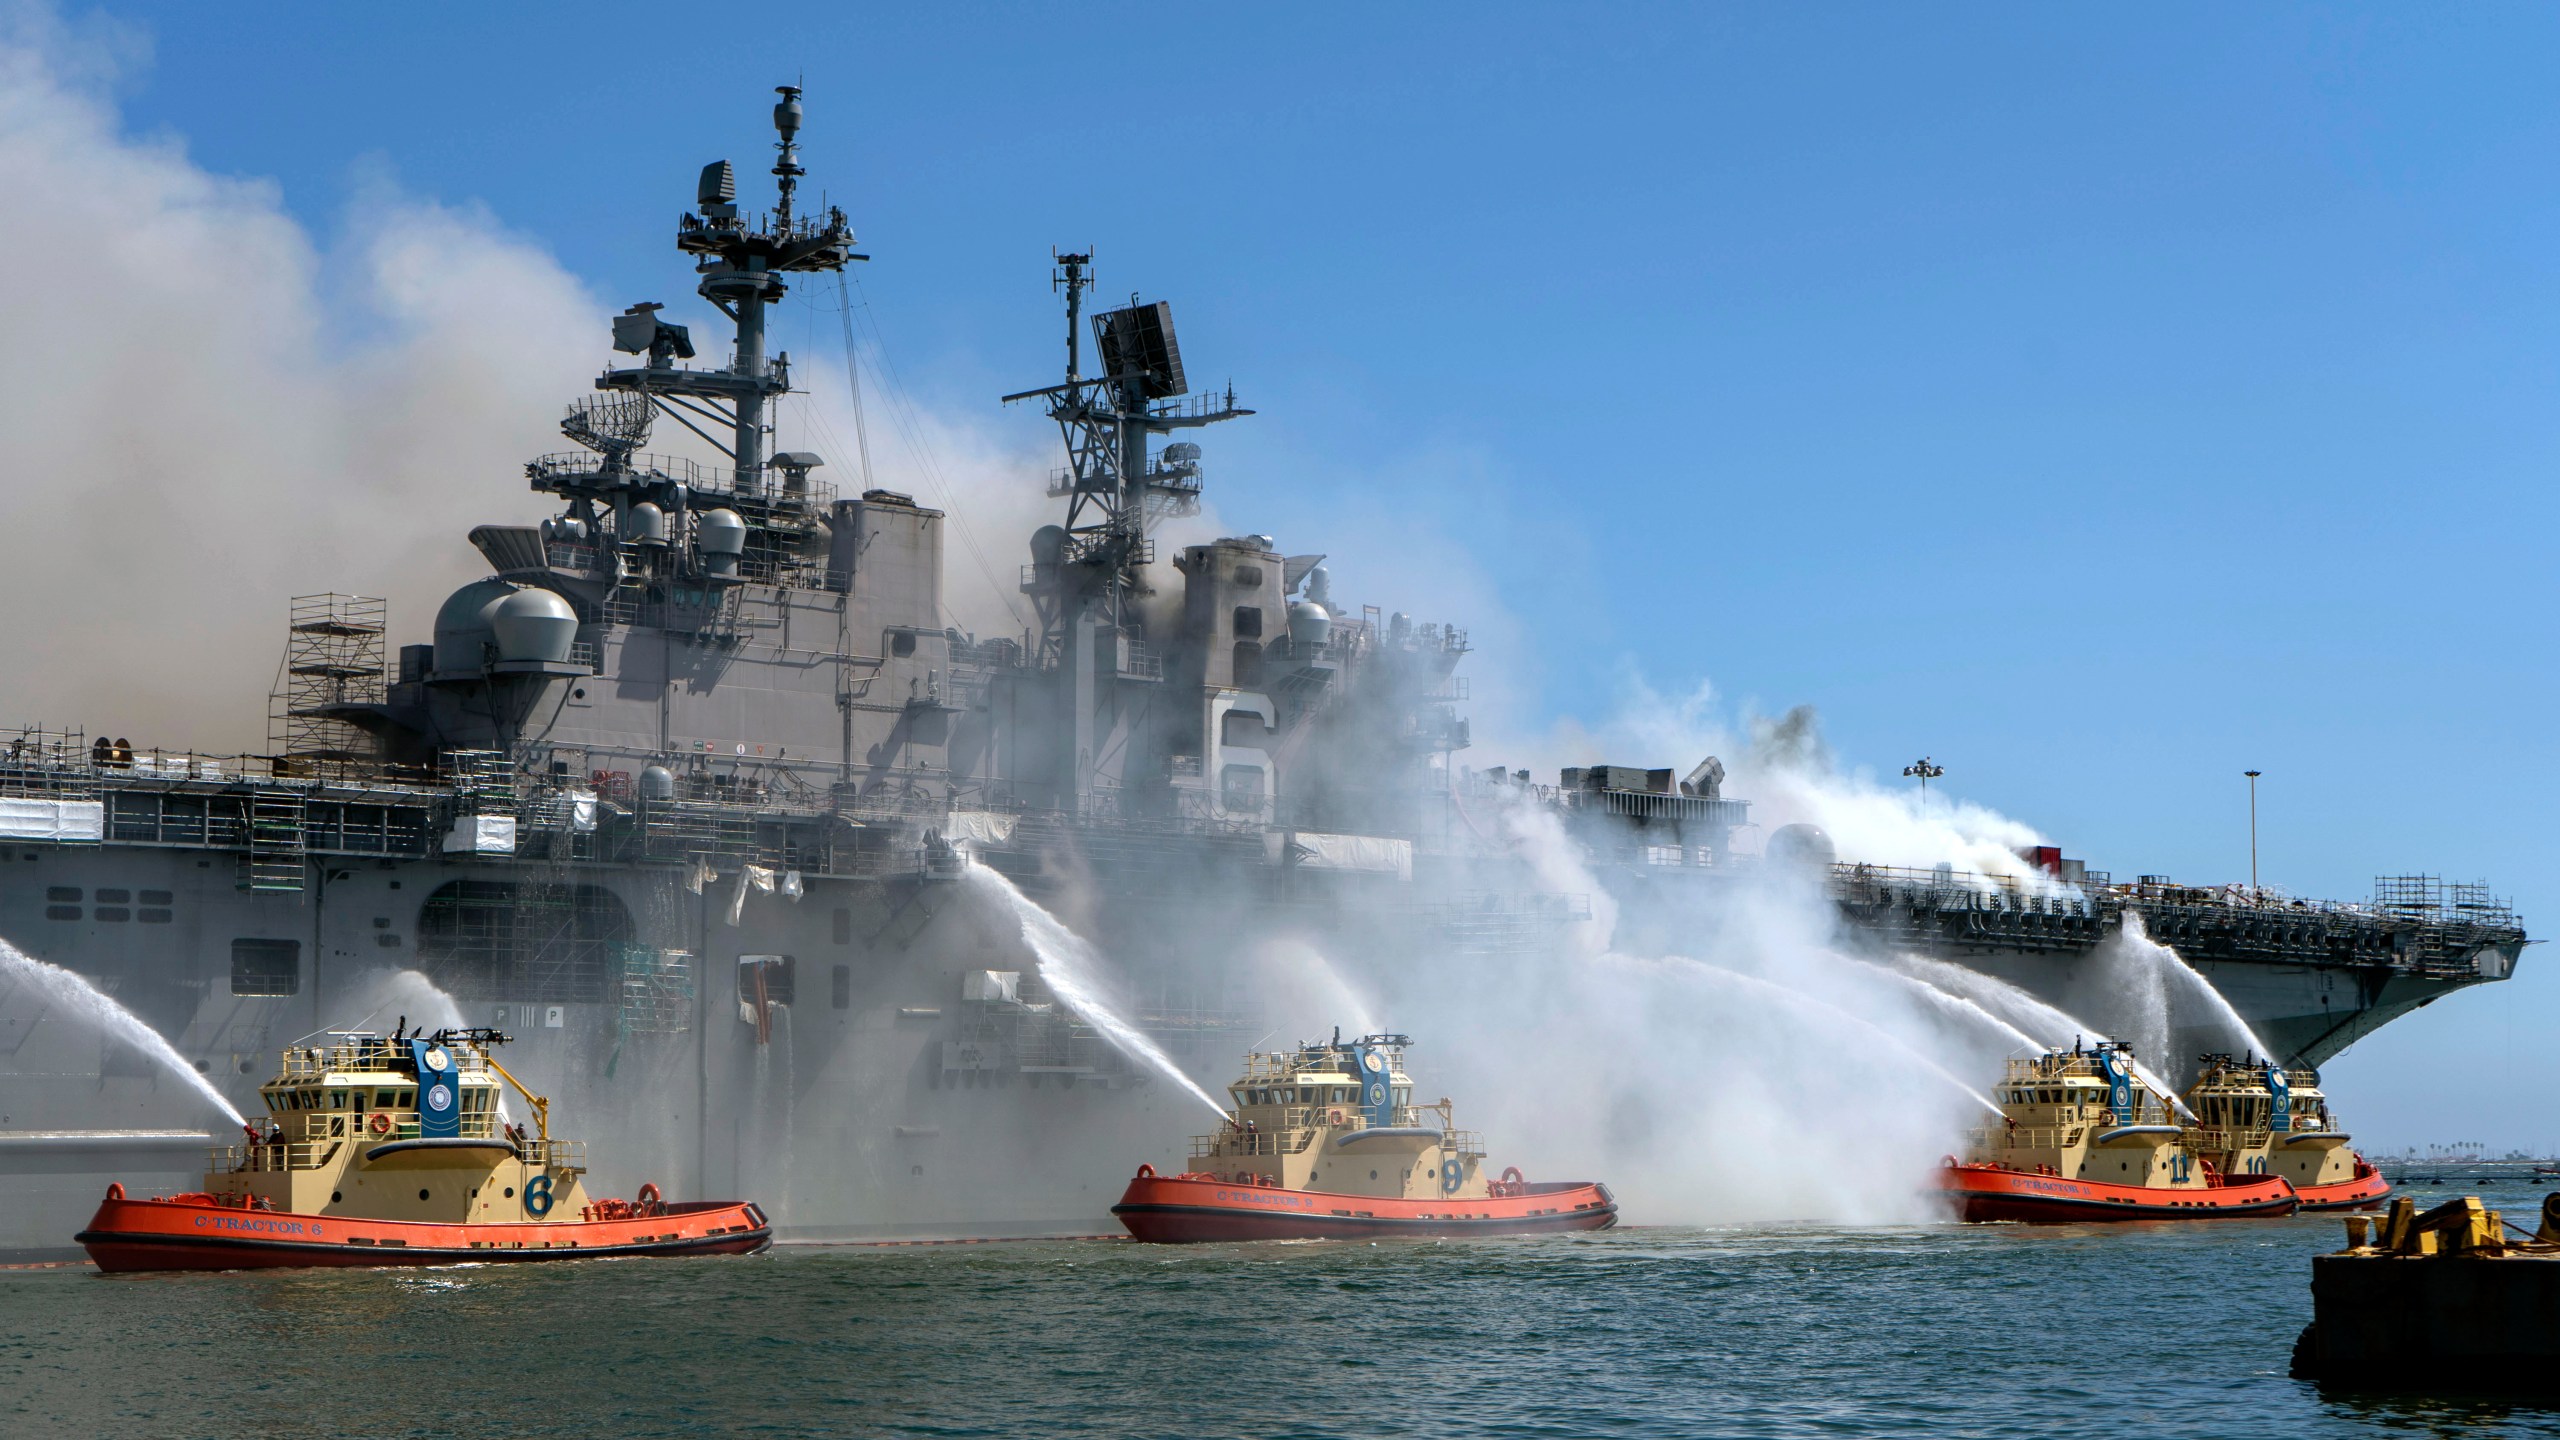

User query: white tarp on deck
[1277,830,1413,880]
[941,811,1018,846]
[0,799,104,842]
[441,814,517,855]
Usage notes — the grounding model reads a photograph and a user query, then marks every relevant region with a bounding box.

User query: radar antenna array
[1002,253,1253,672]
[561,394,654,460]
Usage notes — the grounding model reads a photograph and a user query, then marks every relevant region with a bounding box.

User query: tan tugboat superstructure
[1938,1041,2297,1221]
[76,1028,770,1270]
[1113,1031,1616,1241]
[2181,1054,2388,1211]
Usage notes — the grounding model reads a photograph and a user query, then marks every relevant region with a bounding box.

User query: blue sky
[79,1,2560,1146]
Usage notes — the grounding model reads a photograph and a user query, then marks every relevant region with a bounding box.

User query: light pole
[1903,757,1944,802]
[2245,770,2261,896]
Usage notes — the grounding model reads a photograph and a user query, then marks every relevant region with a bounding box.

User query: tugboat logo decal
[1357,1047,1394,1126]
[2094,1047,2134,1126]
[2266,1065,2290,1134]
[411,1040,460,1139]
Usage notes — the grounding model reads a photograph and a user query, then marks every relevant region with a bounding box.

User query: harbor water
[10,1180,2558,1438]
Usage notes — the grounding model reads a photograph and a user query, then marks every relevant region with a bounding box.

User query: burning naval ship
[0,89,2529,1256]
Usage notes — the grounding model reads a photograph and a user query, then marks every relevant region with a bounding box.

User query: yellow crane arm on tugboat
[464,1042,553,1145]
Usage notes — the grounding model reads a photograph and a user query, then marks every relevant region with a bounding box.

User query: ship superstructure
[0,88,2523,1256]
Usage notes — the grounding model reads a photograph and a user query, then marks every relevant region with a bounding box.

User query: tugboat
[2183,1054,2389,1211]
[1112,1030,1616,1242]
[1938,1041,2298,1221]
[75,1028,770,1271]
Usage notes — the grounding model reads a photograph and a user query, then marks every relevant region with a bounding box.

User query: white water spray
[1671,958,2004,1118]
[1843,955,2043,1053]
[748,1004,797,1221]
[1252,937,1380,1040]
[2114,911,2272,1059]
[2079,914,2269,1082]
[338,968,469,1035]
[965,866,1228,1119]
[1882,949,2197,1119]
[0,936,246,1127]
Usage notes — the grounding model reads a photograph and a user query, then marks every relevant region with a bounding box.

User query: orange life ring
[368,1113,392,1136]
[1327,1108,1345,1125]
[1501,1166,1525,1186]
[104,1182,124,1201]
[637,1182,662,1215]
[1135,1163,1156,1179]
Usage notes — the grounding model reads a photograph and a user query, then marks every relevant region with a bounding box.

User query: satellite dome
[1766,824,1837,870]
[1287,597,1331,650]
[431,578,519,674]
[638,764,677,802]
[627,501,670,547]
[696,508,747,578]
[490,588,579,665]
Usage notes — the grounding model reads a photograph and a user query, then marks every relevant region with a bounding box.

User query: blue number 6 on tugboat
[524,1174,555,1217]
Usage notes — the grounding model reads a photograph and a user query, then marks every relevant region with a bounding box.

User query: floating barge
[2292,1194,2560,1392]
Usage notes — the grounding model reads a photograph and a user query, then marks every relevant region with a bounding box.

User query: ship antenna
[599,86,857,486]
[773,85,804,231]
[1054,249,1091,383]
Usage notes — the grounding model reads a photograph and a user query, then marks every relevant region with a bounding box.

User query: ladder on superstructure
[240,789,308,892]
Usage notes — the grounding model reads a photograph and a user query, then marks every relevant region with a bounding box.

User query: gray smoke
[0,16,604,749]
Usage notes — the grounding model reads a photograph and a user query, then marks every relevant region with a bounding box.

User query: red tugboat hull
[1113,1171,1616,1243]
[75,1193,771,1272]
[2293,1167,2392,1211]
[1938,1163,2297,1222]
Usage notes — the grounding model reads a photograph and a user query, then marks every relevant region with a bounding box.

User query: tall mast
[1002,257,1253,808]
[597,85,860,484]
